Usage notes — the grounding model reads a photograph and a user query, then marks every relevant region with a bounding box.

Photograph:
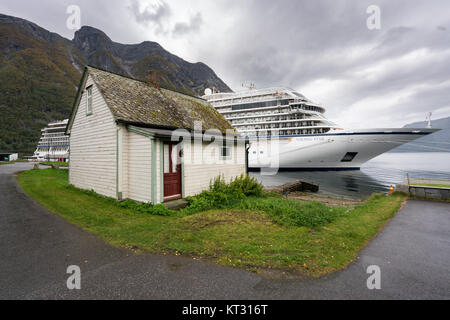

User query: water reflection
[250,169,387,200]
[250,152,450,200]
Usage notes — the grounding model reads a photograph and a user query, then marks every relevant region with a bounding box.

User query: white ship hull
[248,128,439,170]
[202,87,440,170]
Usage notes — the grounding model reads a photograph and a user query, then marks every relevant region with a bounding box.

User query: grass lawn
[17,169,406,277]
[39,161,69,167]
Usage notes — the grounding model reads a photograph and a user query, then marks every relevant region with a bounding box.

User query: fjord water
[250,152,450,199]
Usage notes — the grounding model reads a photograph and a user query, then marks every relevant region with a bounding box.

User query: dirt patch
[185,218,236,230]
[182,210,272,231]
[287,192,362,206]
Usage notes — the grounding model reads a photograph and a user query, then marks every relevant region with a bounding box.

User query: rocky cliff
[0,13,231,154]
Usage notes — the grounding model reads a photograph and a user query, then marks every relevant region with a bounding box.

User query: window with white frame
[86,85,93,115]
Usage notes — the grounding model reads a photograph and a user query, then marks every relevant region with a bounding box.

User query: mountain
[390,116,450,152]
[0,14,231,155]
[0,14,86,155]
[73,26,230,95]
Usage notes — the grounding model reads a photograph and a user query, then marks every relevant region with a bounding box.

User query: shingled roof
[69,66,235,133]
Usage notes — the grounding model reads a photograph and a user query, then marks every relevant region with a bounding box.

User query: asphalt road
[1,163,449,299]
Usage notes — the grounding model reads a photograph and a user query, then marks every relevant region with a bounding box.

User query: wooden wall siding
[69,75,117,198]
[127,131,152,203]
[183,142,246,197]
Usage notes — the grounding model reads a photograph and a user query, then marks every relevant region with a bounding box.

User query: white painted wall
[118,125,128,200]
[69,75,117,198]
[127,131,152,203]
[183,141,246,197]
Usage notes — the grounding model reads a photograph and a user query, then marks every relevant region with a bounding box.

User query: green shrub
[207,174,263,197]
[229,174,264,197]
[182,175,263,214]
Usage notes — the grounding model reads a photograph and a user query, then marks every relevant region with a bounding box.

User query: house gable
[68,73,118,198]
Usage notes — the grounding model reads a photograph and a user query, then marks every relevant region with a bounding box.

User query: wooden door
[163,142,182,201]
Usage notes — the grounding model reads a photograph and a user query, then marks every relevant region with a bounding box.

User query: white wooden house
[66,66,247,203]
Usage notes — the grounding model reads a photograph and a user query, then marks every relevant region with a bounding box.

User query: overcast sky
[1,0,450,128]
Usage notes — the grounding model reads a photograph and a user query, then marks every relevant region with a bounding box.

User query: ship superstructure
[204,87,340,137]
[33,119,69,162]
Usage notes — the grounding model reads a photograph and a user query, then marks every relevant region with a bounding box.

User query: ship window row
[243,128,330,136]
[230,115,320,124]
[231,99,291,111]
[42,134,67,137]
[39,141,68,146]
[231,117,335,127]
[41,138,68,141]
[220,103,323,115]
[227,114,317,124]
[41,138,69,141]
[213,94,289,107]
[225,108,301,119]
[233,121,321,128]
[237,122,323,131]
[289,104,323,113]
[225,108,291,118]
[40,136,69,139]
[39,141,69,144]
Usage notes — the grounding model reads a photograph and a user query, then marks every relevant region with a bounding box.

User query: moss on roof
[87,66,234,133]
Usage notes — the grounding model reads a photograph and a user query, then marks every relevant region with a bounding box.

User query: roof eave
[117,119,239,137]
[65,67,89,135]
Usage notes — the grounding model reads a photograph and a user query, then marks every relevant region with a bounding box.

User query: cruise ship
[32,119,69,162]
[202,87,439,169]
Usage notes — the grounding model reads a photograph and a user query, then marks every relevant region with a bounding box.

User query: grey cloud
[366,83,450,128]
[128,0,171,34]
[199,0,450,127]
[172,12,203,37]
[2,0,449,127]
